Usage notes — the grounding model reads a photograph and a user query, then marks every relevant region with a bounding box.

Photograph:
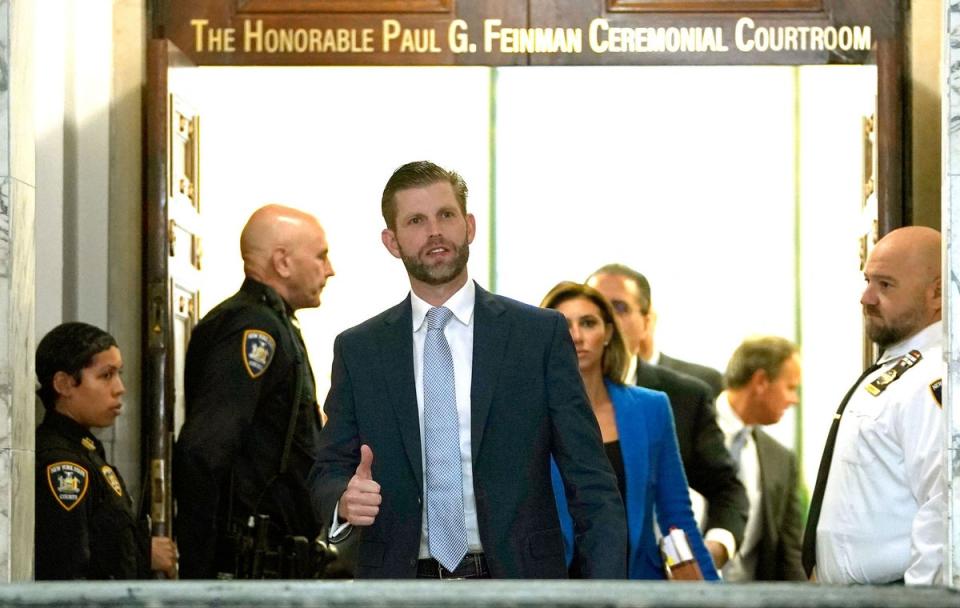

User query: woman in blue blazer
[542,281,718,580]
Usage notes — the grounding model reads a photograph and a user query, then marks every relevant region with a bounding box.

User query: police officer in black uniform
[174,204,335,579]
[35,322,178,579]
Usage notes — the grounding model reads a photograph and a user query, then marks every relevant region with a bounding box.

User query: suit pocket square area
[526,528,564,560]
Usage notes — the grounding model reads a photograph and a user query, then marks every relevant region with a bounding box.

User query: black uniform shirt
[173,278,322,578]
[35,410,150,579]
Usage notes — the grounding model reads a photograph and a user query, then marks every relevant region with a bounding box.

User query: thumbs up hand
[339,444,381,526]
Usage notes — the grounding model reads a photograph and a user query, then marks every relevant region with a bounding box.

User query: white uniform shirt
[716,393,762,582]
[816,321,945,585]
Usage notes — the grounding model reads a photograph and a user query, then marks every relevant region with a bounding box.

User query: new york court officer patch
[243,329,276,379]
[46,462,89,511]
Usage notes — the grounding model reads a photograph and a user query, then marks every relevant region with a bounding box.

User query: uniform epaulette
[866,350,922,396]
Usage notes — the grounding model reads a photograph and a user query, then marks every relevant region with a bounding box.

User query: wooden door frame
[143,0,909,479]
[148,0,908,221]
[145,38,198,538]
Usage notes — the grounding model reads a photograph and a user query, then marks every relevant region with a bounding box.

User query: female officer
[34,322,177,579]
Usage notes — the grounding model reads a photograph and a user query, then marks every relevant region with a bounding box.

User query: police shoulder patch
[101,465,123,497]
[46,461,89,511]
[243,329,276,379]
[930,379,943,408]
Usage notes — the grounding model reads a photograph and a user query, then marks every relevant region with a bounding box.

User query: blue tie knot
[427,306,454,331]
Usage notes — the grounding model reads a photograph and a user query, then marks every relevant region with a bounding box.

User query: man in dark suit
[587,264,747,568]
[590,265,724,398]
[658,353,724,399]
[716,336,805,581]
[310,161,626,579]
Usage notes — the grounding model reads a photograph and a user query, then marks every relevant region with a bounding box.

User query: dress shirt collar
[627,354,639,384]
[715,391,750,440]
[876,320,942,365]
[410,278,476,332]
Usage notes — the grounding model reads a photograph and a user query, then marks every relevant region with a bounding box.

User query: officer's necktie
[423,306,468,571]
[801,360,883,576]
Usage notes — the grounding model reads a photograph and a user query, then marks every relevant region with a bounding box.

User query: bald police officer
[802,226,945,585]
[174,204,335,578]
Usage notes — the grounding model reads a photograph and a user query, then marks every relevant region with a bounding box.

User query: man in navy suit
[310,161,626,579]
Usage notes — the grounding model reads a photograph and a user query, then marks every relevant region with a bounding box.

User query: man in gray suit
[716,336,805,581]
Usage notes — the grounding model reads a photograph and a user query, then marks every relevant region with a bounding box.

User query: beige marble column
[0,0,35,582]
[945,0,960,588]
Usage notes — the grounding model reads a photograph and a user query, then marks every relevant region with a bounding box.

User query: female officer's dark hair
[36,322,118,410]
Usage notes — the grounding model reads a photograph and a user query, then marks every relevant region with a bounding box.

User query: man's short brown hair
[381,161,468,230]
[724,336,799,389]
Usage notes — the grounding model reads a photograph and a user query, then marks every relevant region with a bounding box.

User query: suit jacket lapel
[754,430,776,545]
[380,296,423,489]
[609,382,648,562]
[469,284,508,461]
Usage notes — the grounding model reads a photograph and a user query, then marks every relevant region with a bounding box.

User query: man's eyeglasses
[610,300,648,316]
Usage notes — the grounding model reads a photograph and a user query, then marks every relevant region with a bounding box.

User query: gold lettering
[449,20,470,53]
[735,17,754,51]
[589,18,608,53]
[191,19,209,52]
[244,19,264,53]
[484,19,501,53]
[383,19,401,52]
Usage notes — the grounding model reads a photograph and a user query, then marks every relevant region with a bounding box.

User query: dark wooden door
[145,39,202,542]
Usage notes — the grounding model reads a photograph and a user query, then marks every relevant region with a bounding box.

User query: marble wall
[946,0,960,588]
[0,0,35,582]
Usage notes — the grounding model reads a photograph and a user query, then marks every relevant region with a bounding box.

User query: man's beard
[864,303,927,348]
[400,239,470,286]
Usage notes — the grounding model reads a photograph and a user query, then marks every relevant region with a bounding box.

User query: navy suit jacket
[552,381,719,580]
[309,283,627,578]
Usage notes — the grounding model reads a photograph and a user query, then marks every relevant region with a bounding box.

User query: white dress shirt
[716,393,762,582]
[816,321,945,585]
[410,280,483,557]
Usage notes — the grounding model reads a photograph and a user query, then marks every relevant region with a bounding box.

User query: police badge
[243,329,276,379]
[47,462,89,511]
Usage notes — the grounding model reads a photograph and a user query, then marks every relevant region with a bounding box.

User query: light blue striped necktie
[423,306,468,571]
